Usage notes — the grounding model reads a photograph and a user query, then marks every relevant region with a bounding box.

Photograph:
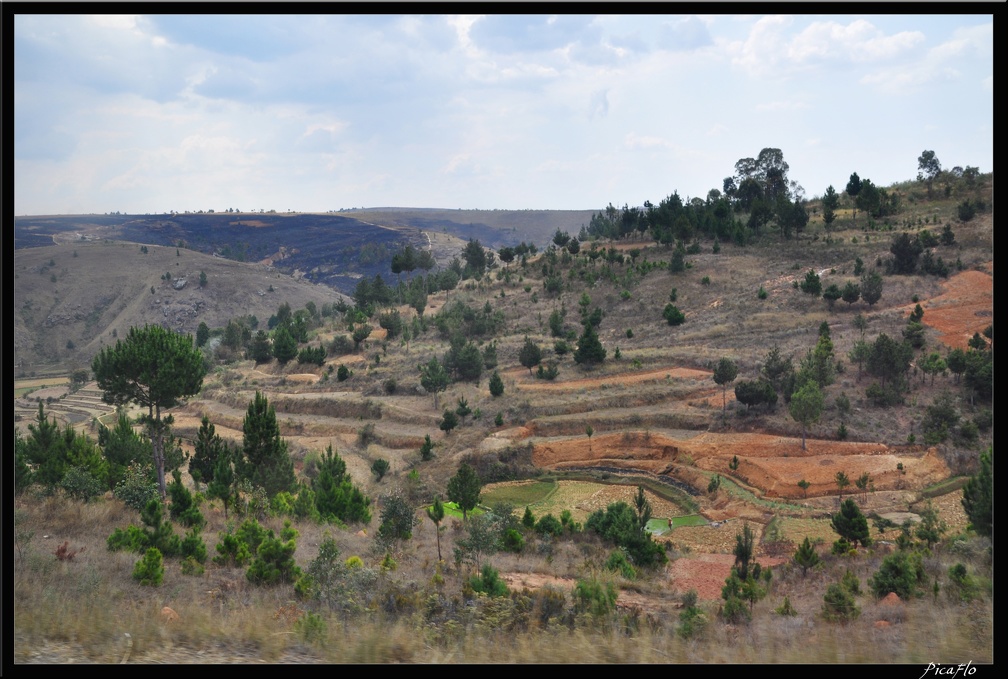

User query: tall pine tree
[240,391,296,497]
[189,415,227,487]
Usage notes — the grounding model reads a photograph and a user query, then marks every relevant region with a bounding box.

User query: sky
[13,12,994,215]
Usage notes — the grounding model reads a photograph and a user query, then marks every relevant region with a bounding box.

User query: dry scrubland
[13,185,993,663]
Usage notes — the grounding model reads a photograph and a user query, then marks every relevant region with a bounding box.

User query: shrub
[800,270,822,295]
[776,596,797,616]
[678,602,708,638]
[946,563,981,603]
[371,458,390,481]
[336,364,351,381]
[328,335,354,356]
[501,528,525,553]
[107,525,148,553]
[821,582,859,622]
[247,531,302,586]
[294,611,328,645]
[663,303,685,326]
[133,547,164,586]
[61,465,104,503]
[573,576,618,617]
[869,550,925,599]
[534,513,563,537]
[469,564,510,598]
[488,371,504,397]
[605,549,636,579]
[181,555,205,576]
[522,506,536,530]
[180,527,207,564]
[758,286,768,300]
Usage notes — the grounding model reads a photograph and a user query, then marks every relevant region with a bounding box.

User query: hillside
[13,180,993,664]
[13,241,348,373]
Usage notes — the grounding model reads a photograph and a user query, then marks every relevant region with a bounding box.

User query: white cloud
[13,14,994,214]
[624,133,673,150]
[588,89,609,119]
[755,100,809,112]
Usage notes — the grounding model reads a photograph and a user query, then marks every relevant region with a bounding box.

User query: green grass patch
[670,514,708,528]
[481,480,557,507]
[440,501,486,521]
[646,514,708,536]
[646,518,670,535]
[918,476,969,500]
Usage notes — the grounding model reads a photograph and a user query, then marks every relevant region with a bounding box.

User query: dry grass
[14,187,993,663]
[13,487,993,664]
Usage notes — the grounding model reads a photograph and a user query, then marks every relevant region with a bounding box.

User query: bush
[663,303,685,326]
[573,576,618,617]
[180,527,207,564]
[107,525,148,553]
[501,528,525,553]
[247,532,302,586]
[61,465,104,502]
[821,582,859,622]
[678,603,708,639]
[133,547,164,586]
[328,335,354,356]
[181,555,205,576]
[469,564,509,598]
[336,364,351,381]
[534,513,563,537]
[869,550,925,599]
[371,458,390,481]
[800,270,822,295]
[946,563,981,603]
[605,549,636,579]
[297,345,327,366]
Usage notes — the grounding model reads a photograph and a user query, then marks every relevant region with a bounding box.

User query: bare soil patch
[919,263,993,349]
[528,430,949,501]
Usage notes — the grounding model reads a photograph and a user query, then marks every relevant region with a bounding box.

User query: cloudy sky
[13,12,993,215]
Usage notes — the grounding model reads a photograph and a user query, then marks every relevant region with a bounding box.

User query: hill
[13,177,993,663]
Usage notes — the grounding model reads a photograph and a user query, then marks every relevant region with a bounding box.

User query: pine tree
[831,498,871,549]
[419,434,436,461]
[961,447,991,537]
[92,324,205,498]
[208,448,236,519]
[272,326,298,364]
[427,497,445,561]
[99,411,151,490]
[189,415,226,487]
[574,323,606,366]
[447,462,482,522]
[312,444,371,524]
[794,536,820,576]
[519,336,542,375]
[240,391,296,498]
[489,370,504,397]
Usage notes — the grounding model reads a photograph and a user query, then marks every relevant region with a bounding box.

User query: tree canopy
[92,324,205,498]
[240,391,297,498]
[831,498,871,549]
[447,462,482,521]
[713,357,738,415]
